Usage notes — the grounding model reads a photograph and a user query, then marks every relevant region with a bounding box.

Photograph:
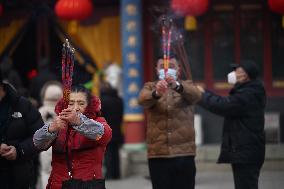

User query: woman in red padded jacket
[33,85,112,189]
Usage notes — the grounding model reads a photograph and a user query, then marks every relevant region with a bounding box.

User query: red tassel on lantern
[171,0,209,16]
[55,0,94,20]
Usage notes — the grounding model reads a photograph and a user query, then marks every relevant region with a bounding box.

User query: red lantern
[55,0,94,20]
[268,0,284,14]
[171,0,209,16]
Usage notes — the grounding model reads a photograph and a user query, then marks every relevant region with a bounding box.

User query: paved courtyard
[106,170,284,189]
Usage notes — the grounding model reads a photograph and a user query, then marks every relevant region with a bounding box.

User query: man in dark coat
[0,71,44,189]
[100,82,124,179]
[197,60,266,189]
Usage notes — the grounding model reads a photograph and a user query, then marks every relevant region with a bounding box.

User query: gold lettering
[127,52,137,63]
[128,68,139,78]
[128,82,139,93]
[129,98,139,108]
[127,21,137,31]
[126,4,137,15]
[127,35,137,47]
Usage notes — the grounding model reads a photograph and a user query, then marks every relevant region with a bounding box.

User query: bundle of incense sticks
[161,18,172,76]
[160,15,192,80]
[174,36,192,80]
[61,39,75,108]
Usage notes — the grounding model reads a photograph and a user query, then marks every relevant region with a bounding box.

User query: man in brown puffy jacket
[138,55,201,189]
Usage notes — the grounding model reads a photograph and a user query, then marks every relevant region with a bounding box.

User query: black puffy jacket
[199,80,266,164]
[101,88,124,144]
[0,83,44,188]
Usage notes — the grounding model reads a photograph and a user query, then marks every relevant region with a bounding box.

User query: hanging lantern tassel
[184,16,197,31]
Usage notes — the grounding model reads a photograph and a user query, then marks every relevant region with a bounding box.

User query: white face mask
[227,71,237,85]
[158,68,177,80]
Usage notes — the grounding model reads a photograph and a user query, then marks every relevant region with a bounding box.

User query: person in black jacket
[0,71,44,189]
[197,60,266,189]
[100,82,124,179]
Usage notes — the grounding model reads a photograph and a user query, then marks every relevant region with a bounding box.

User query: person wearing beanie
[197,60,266,189]
[0,70,44,189]
[230,60,259,80]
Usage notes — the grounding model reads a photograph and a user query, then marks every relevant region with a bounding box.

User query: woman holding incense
[33,85,112,189]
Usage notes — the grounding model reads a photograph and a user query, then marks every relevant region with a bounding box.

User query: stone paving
[106,170,284,189]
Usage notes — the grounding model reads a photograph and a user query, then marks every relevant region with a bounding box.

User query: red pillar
[234,3,241,64]
[124,120,145,143]
[263,6,273,92]
[204,15,213,90]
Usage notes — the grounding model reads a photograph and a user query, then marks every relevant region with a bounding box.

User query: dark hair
[71,85,92,104]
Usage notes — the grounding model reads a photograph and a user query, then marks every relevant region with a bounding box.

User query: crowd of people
[0,52,266,189]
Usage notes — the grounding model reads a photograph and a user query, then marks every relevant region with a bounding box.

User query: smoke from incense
[157,14,192,80]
